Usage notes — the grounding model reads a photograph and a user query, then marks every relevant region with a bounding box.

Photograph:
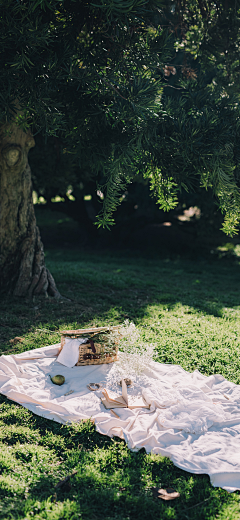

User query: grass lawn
[1,246,240,519]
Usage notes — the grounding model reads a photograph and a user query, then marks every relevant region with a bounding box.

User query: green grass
[1,247,240,519]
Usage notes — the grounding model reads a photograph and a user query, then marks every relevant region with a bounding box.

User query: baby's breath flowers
[106,321,155,385]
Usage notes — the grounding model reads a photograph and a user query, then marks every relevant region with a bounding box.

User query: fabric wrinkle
[0,344,240,492]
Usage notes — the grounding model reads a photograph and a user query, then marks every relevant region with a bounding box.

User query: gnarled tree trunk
[0,123,61,298]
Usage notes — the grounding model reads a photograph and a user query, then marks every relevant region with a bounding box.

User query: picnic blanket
[0,343,240,492]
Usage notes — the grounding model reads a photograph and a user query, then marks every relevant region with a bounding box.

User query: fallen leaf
[9,337,24,345]
[158,488,180,501]
[152,487,180,501]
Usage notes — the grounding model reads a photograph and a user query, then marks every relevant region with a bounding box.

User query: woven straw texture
[60,326,120,366]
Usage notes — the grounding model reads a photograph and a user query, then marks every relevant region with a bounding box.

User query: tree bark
[0,123,62,298]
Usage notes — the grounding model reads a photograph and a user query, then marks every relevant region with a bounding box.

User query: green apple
[50,375,65,386]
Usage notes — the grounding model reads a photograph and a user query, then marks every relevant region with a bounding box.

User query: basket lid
[60,326,119,336]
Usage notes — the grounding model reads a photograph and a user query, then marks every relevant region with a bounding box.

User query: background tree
[1,0,240,297]
[30,0,240,236]
[0,0,170,296]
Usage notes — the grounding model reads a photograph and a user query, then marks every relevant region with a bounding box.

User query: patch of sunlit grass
[0,248,240,518]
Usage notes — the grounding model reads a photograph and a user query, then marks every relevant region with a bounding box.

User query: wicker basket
[59,326,120,366]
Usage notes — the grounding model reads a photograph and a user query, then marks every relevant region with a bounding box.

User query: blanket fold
[0,343,240,492]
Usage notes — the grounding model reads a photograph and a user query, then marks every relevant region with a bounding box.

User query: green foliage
[1,0,240,233]
[96,171,129,228]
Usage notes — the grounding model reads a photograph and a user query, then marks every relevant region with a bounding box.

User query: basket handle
[89,340,96,353]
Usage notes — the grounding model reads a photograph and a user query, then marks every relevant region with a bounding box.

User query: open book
[101,379,150,410]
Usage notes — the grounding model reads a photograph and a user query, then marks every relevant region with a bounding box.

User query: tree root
[0,125,65,300]
[13,227,66,300]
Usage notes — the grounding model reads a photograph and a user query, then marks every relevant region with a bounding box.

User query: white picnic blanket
[0,343,240,492]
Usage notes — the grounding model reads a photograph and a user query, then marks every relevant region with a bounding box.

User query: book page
[128,396,149,409]
[100,382,150,410]
[101,398,127,409]
[102,388,127,405]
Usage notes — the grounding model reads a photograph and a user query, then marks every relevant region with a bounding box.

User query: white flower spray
[106,320,155,387]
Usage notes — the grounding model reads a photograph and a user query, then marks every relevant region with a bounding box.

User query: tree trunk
[0,123,62,298]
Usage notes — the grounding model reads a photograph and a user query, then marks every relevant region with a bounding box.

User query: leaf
[152,487,180,501]
[9,337,24,345]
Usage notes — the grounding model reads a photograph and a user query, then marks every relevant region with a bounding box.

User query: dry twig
[55,470,77,489]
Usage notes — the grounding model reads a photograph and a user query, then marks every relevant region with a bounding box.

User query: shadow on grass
[1,247,240,349]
